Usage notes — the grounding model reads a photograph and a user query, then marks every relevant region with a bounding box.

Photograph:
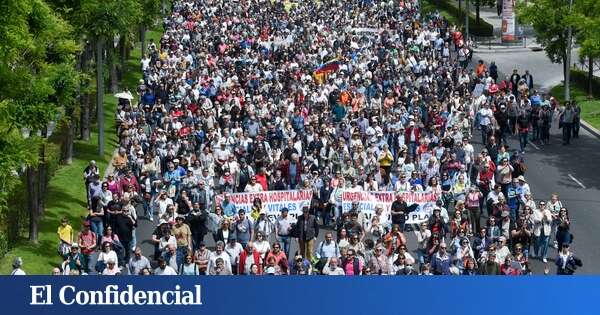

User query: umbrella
[114,92,134,100]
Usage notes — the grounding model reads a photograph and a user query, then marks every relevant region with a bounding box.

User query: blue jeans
[481,125,489,145]
[519,132,528,151]
[535,234,550,259]
[90,220,103,246]
[278,235,291,258]
[416,248,427,267]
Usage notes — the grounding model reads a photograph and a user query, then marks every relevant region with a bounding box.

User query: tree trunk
[27,166,39,243]
[97,38,105,157]
[80,41,92,141]
[119,35,126,82]
[589,56,594,98]
[140,25,147,58]
[458,0,462,16]
[108,41,118,93]
[38,136,46,216]
[475,0,480,24]
[81,91,91,140]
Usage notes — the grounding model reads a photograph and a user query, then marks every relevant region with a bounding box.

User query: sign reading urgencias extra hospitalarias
[215,190,313,222]
[341,191,440,226]
[502,0,516,41]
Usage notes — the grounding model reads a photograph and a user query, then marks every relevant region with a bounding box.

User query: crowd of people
[11,0,584,276]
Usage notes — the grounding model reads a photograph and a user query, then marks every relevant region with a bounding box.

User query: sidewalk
[449,2,541,52]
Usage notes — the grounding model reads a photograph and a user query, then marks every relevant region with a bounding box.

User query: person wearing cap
[295,206,319,262]
[64,243,86,274]
[172,214,193,256]
[477,248,500,275]
[83,160,100,197]
[151,219,171,259]
[77,221,97,273]
[254,209,274,239]
[516,175,530,203]
[232,209,253,249]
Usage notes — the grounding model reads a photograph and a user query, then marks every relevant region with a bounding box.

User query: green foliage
[550,72,600,130]
[78,0,142,39]
[571,0,600,59]
[139,0,162,27]
[422,0,494,37]
[517,0,572,64]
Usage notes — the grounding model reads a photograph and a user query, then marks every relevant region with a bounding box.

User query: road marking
[528,141,540,150]
[568,174,586,189]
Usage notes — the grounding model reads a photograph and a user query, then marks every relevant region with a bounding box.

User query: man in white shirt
[154,257,177,275]
[315,233,340,259]
[322,257,345,275]
[211,241,233,274]
[478,103,494,145]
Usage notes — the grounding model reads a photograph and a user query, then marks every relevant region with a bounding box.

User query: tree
[0,0,78,242]
[572,0,600,97]
[77,0,142,156]
[139,0,162,58]
[471,0,495,24]
[517,0,574,88]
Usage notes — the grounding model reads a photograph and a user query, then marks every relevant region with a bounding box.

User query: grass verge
[0,29,163,275]
[550,82,600,131]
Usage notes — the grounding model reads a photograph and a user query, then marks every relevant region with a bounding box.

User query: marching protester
[50,0,580,276]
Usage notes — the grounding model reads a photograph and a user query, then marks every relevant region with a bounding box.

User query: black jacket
[295,213,319,240]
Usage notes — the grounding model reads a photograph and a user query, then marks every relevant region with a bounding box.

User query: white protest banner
[215,190,313,223]
[341,191,440,227]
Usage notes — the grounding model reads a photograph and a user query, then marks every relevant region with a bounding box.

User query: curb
[473,47,542,54]
[580,120,600,139]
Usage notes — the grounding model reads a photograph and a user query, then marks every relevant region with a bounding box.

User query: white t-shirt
[154,266,177,275]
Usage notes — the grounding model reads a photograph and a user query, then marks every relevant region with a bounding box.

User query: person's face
[216,245,223,254]
[439,244,447,253]
[159,260,166,268]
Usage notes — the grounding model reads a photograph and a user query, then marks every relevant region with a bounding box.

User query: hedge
[422,0,494,37]
[570,69,600,99]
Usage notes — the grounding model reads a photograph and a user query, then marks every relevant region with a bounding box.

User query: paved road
[129,120,600,275]
[126,32,600,276]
